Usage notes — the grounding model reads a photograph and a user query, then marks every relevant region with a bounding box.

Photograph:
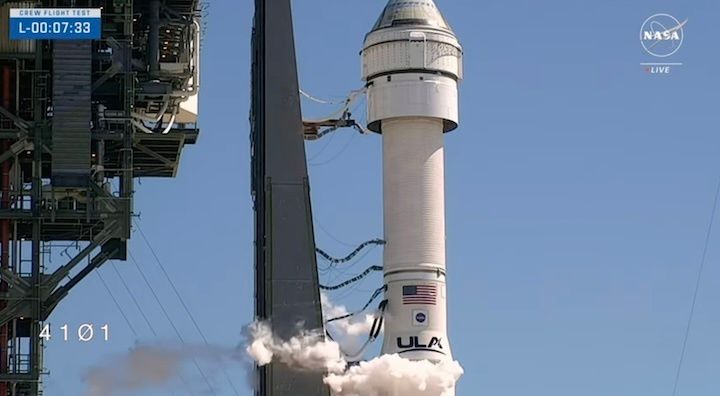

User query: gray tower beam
[251,0,329,395]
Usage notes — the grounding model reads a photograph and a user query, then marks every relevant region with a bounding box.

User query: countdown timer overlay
[10,8,101,40]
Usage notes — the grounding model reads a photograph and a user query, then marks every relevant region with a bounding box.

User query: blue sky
[42,0,720,395]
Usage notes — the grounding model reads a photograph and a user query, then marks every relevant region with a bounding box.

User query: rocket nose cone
[370,0,454,33]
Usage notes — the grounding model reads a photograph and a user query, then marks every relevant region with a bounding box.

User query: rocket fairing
[361,0,463,383]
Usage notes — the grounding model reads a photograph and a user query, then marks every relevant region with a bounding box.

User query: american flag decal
[402,284,437,305]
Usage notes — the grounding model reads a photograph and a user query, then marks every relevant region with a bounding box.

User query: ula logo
[640,13,687,58]
[397,336,444,353]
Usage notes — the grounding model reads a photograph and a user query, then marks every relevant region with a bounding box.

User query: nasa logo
[412,309,428,327]
[396,336,444,353]
[640,13,686,58]
[643,30,679,41]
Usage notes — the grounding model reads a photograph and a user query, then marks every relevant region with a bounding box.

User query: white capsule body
[361,0,463,385]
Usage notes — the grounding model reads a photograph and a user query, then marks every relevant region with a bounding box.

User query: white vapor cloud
[321,292,377,338]
[83,343,242,396]
[84,297,462,396]
[245,320,463,396]
[245,321,346,373]
[324,354,463,396]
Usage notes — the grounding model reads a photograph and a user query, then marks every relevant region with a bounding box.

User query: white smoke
[84,345,185,395]
[321,293,376,337]
[324,354,464,396]
[83,343,242,396]
[246,320,463,396]
[245,321,346,373]
[85,298,463,395]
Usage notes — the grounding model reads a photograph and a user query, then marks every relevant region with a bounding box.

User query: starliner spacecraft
[362,0,463,375]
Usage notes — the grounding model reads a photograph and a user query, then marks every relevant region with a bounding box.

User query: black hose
[316,239,386,264]
[319,265,383,291]
[327,285,386,323]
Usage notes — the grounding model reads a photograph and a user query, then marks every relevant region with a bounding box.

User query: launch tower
[0,1,202,394]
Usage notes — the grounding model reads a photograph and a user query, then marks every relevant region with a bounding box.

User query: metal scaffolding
[0,0,201,394]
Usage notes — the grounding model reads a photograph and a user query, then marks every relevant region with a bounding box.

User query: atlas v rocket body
[361,0,463,382]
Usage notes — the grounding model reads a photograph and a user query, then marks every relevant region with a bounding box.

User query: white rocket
[361,0,463,386]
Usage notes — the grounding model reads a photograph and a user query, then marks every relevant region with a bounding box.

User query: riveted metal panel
[0,2,36,54]
[52,40,92,186]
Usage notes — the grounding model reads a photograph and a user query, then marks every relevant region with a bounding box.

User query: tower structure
[0,1,201,394]
[251,0,328,395]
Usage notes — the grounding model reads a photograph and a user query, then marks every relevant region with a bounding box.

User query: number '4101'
[39,324,109,342]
